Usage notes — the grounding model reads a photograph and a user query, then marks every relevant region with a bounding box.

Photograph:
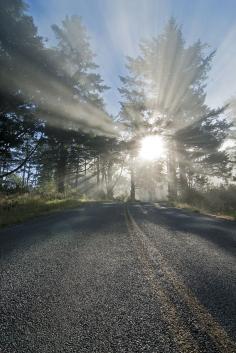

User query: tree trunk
[22,143,29,188]
[177,143,188,200]
[26,162,31,187]
[179,163,188,199]
[167,139,177,200]
[75,159,80,188]
[96,156,100,186]
[130,151,136,201]
[107,160,114,199]
[22,163,26,187]
[130,166,136,201]
[57,142,67,193]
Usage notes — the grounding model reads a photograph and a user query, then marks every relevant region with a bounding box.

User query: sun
[139,135,165,161]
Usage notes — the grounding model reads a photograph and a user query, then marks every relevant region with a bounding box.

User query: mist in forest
[0,0,235,217]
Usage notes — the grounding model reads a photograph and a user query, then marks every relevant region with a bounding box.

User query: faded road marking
[125,204,236,353]
[125,205,200,353]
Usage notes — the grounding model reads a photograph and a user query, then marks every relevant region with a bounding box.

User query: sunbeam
[139,135,165,161]
[0,4,236,350]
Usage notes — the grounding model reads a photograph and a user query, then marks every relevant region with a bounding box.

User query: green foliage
[0,3,112,196]
[0,193,84,228]
[176,184,236,218]
[119,18,233,200]
[40,15,111,193]
[0,174,24,193]
[0,4,234,206]
[0,0,44,171]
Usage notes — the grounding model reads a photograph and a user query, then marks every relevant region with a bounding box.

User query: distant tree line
[119,18,234,201]
[0,0,118,197]
[0,1,235,204]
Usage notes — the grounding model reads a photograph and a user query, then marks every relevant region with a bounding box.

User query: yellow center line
[125,204,236,353]
[125,205,200,353]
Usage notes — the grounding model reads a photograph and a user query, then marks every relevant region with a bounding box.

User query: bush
[0,193,82,228]
[179,184,236,216]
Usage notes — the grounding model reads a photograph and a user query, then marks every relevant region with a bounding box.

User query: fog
[0,0,235,206]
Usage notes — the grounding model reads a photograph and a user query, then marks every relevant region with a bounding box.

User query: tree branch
[0,139,42,179]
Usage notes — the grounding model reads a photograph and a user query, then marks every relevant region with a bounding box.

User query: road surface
[0,202,236,353]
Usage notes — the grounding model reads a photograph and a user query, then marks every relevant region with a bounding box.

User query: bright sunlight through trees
[139,135,165,161]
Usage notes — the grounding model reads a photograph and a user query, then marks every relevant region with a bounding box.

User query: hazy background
[28,0,236,116]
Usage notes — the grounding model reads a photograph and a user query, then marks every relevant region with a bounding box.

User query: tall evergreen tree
[119,18,231,200]
[0,0,47,181]
[41,15,110,193]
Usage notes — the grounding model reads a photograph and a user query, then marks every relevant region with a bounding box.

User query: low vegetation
[174,185,236,220]
[0,2,235,226]
[0,193,85,228]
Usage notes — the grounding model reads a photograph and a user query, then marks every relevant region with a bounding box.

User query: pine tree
[42,15,110,193]
[0,0,45,180]
[119,18,231,200]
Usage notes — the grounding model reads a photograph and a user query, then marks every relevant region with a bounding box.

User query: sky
[27,0,236,116]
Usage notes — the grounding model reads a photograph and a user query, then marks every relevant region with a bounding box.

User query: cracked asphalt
[0,202,236,353]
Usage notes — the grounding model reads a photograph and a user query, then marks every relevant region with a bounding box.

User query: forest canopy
[0,0,235,215]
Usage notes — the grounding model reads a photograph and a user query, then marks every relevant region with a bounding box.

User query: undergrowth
[0,193,85,228]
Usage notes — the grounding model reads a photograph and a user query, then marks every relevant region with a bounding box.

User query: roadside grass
[173,202,236,221]
[0,194,84,228]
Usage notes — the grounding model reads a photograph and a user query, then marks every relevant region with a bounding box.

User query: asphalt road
[0,202,236,353]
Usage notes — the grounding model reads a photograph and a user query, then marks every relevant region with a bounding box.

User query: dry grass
[0,193,83,228]
[174,202,236,221]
